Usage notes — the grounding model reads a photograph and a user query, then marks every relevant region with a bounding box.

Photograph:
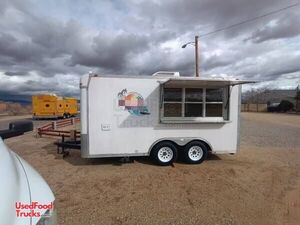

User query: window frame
[205,88,224,118]
[160,86,230,123]
[184,87,204,117]
[162,88,183,117]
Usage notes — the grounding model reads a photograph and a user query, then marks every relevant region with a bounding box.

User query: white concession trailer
[80,72,253,165]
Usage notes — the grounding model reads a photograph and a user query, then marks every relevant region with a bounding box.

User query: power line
[198,2,300,38]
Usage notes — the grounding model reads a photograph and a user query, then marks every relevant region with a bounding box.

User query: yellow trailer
[32,95,78,119]
[63,97,78,116]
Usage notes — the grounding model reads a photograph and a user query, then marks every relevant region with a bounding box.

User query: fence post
[52,121,57,130]
[71,118,75,125]
[37,128,41,137]
[70,130,76,141]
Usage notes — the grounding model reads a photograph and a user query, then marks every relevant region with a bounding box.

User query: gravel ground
[241,113,300,148]
[4,112,300,225]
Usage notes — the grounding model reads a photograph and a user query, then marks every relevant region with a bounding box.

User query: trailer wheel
[151,142,177,166]
[183,141,208,164]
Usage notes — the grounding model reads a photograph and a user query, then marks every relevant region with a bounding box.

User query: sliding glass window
[206,89,223,117]
[163,88,182,117]
[185,88,203,117]
[162,87,228,119]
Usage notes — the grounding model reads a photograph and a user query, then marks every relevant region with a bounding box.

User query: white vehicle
[0,138,57,225]
[80,72,253,165]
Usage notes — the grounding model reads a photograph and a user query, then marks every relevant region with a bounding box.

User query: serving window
[161,86,229,122]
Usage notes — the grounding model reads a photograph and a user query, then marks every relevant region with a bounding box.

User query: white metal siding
[85,76,240,157]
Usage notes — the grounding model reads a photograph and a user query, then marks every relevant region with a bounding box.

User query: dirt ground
[4,112,300,225]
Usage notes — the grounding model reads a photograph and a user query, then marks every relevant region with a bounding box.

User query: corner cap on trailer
[80,73,92,88]
[159,77,256,88]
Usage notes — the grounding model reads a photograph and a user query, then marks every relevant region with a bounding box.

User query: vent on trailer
[152,71,180,77]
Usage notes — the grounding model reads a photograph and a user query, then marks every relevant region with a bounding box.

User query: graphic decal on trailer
[117,89,150,116]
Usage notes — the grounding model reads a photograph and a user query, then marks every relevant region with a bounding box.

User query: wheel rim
[157,147,173,163]
[188,146,203,161]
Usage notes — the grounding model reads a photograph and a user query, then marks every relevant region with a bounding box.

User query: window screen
[185,88,203,102]
[185,88,203,117]
[164,103,182,117]
[206,89,223,102]
[163,88,182,102]
[206,88,223,117]
[163,88,182,117]
[185,103,203,117]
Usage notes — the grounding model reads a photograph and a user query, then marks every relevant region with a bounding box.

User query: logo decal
[117,89,150,116]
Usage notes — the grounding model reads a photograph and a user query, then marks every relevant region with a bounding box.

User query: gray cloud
[203,54,236,71]
[4,71,28,76]
[0,32,44,63]
[71,33,150,72]
[247,13,300,43]
[134,0,295,38]
[263,54,300,78]
[0,0,299,97]
[0,0,32,15]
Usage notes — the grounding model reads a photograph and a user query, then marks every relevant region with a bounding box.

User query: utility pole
[195,36,199,77]
[296,85,299,113]
[256,91,259,112]
[182,35,200,77]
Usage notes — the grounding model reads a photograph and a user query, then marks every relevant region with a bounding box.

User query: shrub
[278,100,294,112]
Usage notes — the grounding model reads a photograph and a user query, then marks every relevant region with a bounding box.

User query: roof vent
[152,71,180,77]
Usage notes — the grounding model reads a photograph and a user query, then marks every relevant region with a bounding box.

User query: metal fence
[37,117,80,138]
[241,103,268,112]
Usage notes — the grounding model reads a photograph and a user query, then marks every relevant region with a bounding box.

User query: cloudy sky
[0,0,300,97]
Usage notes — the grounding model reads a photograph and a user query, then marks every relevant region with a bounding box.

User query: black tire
[150,141,178,166]
[182,141,208,164]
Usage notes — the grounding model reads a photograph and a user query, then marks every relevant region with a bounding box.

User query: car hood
[0,138,55,225]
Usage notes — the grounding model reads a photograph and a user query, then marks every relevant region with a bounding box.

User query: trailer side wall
[81,76,240,158]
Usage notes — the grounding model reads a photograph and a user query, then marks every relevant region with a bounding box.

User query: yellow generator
[32,94,78,119]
